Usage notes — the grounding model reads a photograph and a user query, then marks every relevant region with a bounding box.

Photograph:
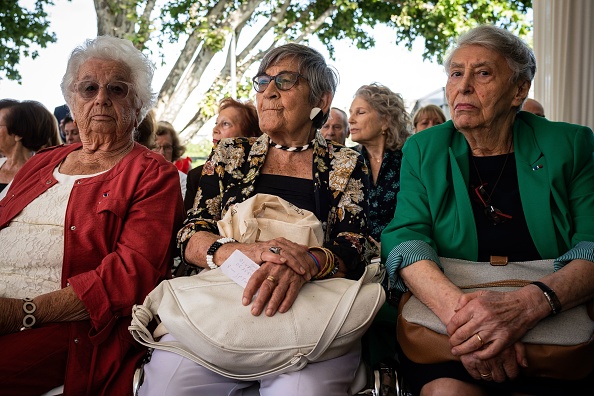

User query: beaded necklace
[269,138,314,152]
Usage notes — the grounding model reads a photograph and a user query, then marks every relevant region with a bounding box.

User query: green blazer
[381,112,594,267]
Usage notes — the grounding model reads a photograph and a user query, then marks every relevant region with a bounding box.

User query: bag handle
[130,264,378,381]
[460,279,532,289]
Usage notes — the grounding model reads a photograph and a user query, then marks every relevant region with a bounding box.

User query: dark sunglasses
[473,184,513,225]
[74,80,132,100]
[252,71,307,93]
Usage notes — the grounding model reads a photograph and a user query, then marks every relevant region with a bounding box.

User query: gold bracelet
[309,247,337,280]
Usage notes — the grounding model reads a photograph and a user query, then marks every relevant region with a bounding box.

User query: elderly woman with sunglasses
[0,36,184,395]
[381,25,594,395]
[139,43,373,396]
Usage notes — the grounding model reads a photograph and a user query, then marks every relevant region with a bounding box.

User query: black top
[468,152,541,261]
[254,174,316,215]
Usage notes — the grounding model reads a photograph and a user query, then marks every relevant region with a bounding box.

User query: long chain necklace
[469,137,514,225]
[470,137,513,201]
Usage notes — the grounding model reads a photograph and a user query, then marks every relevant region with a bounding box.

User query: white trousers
[139,334,362,396]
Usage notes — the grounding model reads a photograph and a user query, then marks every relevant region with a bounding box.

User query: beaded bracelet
[206,237,236,269]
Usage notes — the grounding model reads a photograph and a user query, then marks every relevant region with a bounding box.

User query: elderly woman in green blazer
[381,25,594,395]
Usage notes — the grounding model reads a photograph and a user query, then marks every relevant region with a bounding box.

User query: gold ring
[269,246,281,254]
[266,275,277,284]
[479,372,491,379]
[475,333,484,347]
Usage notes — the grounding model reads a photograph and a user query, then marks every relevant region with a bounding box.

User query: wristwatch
[205,237,236,269]
[531,281,562,315]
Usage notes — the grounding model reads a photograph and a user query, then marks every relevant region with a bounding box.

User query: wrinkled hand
[242,261,308,317]
[0,297,24,335]
[256,237,318,281]
[459,342,526,382]
[446,290,531,362]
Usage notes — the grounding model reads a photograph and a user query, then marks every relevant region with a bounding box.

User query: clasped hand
[445,290,532,381]
[242,238,317,317]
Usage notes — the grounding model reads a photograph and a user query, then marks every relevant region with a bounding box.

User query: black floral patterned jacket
[178,132,375,279]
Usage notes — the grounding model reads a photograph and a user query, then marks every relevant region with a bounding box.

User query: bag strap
[460,279,532,289]
[130,265,374,381]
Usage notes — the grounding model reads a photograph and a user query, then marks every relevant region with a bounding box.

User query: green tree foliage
[0,0,59,82]
[147,0,531,139]
[4,0,531,139]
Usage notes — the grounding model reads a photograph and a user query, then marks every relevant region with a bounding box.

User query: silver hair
[60,36,156,122]
[444,24,536,84]
[354,83,412,151]
[256,43,338,125]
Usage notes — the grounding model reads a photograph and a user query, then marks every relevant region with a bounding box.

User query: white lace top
[0,166,104,299]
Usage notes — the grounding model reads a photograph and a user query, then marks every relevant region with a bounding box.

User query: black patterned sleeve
[323,147,374,279]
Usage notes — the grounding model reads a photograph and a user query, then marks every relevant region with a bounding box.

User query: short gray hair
[60,36,156,122]
[444,24,536,84]
[256,43,338,125]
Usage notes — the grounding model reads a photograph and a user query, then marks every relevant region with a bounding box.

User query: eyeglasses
[74,80,133,100]
[152,144,173,152]
[252,72,307,93]
[473,184,513,225]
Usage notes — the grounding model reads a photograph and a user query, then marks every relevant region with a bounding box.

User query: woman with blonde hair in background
[412,104,446,133]
[349,83,411,246]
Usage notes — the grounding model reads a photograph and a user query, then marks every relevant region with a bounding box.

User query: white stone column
[533,0,594,129]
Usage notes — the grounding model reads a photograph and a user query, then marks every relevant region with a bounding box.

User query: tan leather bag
[397,257,594,380]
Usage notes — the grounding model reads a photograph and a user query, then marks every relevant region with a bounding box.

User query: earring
[310,107,326,129]
[310,107,322,120]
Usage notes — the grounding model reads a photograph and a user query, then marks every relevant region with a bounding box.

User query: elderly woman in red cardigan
[0,36,183,395]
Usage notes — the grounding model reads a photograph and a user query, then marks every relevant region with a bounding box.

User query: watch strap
[531,281,562,315]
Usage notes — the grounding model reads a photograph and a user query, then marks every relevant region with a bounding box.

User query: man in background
[522,98,545,117]
[321,107,350,145]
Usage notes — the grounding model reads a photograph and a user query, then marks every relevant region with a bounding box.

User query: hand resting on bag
[447,288,539,360]
[243,237,347,317]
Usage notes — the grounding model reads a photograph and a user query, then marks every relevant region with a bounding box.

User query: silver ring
[479,372,491,379]
[269,246,281,255]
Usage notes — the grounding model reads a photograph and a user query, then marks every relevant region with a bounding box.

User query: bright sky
[1,0,447,137]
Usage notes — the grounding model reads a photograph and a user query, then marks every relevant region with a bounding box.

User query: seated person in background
[184,97,262,212]
[321,107,350,145]
[0,99,60,200]
[0,35,184,395]
[381,24,594,396]
[348,83,411,247]
[412,104,447,132]
[154,120,188,198]
[62,113,81,144]
[139,43,373,396]
[522,97,545,117]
